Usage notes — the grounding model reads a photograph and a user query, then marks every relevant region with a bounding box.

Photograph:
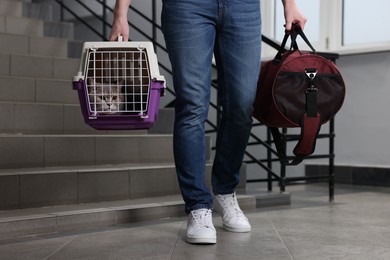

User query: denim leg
[161,0,218,214]
[212,0,262,194]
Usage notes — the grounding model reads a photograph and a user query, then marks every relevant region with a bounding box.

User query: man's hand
[109,15,129,41]
[282,0,307,31]
[109,0,131,41]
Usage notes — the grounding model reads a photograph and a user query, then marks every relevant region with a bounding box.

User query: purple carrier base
[72,79,165,130]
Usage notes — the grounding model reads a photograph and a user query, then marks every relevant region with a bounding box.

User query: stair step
[22,1,53,21]
[0,102,84,134]
[0,77,35,102]
[0,134,190,169]
[149,108,174,134]
[0,52,79,80]
[2,34,70,59]
[29,34,68,58]
[0,191,289,240]
[0,195,187,240]
[67,40,83,58]
[0,33,29,56]
[44,20,74,40]
[0,161,247,211]
[0,12,74,39]
[0,1,23,18]
[0,78,168,135]
[0,30,74,59]
[1,15,44,37]
[0,76,77,104]
[0,162,227,211]
[0,103,172,136]
[0,163,184,209]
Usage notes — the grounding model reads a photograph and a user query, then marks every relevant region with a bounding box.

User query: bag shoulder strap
[270,127,303,166]
[270,114,321,166]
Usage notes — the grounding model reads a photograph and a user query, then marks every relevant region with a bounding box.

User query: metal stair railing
[55,0,336,201]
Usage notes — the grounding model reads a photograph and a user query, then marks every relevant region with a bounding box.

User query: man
[110,0,306,244]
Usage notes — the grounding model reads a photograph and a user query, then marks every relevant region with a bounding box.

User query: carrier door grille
[85,48,150,115]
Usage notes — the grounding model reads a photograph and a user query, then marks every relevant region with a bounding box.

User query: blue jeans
[161,0,261,214]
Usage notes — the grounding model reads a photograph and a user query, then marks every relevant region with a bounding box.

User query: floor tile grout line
[42,235,77,260]
[270,219,295,260]
[169,221,185,260]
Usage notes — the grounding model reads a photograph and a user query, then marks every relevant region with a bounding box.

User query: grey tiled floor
[1,184,390,260]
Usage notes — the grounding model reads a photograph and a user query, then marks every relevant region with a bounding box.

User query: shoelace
[191,209,213,228]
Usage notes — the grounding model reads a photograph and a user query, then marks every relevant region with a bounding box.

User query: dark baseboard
[306,164,390,187]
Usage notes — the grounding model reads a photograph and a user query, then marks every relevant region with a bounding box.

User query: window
[343,0,390,46]
[261,0,390,55]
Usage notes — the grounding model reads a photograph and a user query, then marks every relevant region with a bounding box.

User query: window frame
[261,0,390,57]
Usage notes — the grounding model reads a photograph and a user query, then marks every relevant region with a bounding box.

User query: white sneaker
[186,209,216,244]
[214,192,251,232]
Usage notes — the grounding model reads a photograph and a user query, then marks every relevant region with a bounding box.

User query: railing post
[329,118,335,201]
[60,0,64,21]
[103,0,107,40]
[280,128,287,192]
[267,127,273,191]
[152,0,157,49]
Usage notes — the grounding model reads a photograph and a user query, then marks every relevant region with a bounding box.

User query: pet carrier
[72,39,165,130]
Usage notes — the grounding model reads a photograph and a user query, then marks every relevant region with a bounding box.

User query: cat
[87,78,125,115]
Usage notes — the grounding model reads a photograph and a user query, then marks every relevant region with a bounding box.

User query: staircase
[0,0,290,240]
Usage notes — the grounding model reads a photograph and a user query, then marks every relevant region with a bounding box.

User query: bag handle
[274,23,316,63]
[290,23,316,54]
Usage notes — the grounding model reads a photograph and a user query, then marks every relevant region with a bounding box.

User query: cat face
[87,78,125,114]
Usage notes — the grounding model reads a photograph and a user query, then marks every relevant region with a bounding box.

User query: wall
[331,52,390,167]
[41,0,390,180]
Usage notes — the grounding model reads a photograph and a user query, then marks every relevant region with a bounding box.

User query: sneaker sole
[223,224,251,233]
[186,236,217,244]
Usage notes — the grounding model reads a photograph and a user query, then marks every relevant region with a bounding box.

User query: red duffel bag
[253,25,345,165]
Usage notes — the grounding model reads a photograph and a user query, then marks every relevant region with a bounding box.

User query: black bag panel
[316,74,345,123]
[274,72,345,125]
